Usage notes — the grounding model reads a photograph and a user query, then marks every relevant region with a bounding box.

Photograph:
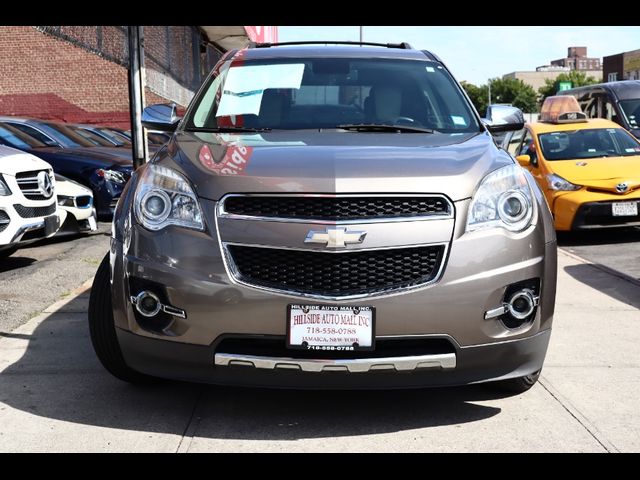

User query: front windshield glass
[69,126,113,146]
[0,123,47,149]
[539,127,640,160]
[186,57,480,133]
[620,99,640,130]
[37,123,96,148]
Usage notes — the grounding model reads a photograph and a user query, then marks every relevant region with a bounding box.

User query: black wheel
[88,253,155,384]
[494,370,541,394]
[0,246,19,258]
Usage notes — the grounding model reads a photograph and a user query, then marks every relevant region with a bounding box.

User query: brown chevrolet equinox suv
[89,41,557,392]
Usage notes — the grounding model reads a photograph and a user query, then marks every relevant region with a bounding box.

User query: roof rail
[249,40,413,50]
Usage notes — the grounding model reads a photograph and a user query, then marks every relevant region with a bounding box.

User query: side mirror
[142,103,181,132]
[515,154,531,166]
[484,105,525,133]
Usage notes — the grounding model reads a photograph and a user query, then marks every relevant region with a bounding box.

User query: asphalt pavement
[0,239,638,452]
[0,224,111,334]
[558,227,640,282]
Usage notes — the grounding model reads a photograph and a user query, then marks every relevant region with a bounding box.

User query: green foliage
[461,81,489,117]
[538,71,600,102]
[462,77,538,115]
[487,77,538,113]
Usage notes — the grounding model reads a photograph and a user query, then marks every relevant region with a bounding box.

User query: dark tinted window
[620,99,640,129]
[36,122,96,148]
[0,123,47,149]
[5,123,59,147]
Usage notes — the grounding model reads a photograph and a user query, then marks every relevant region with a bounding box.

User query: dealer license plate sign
[612,202,638,216]
[287,304,375,351]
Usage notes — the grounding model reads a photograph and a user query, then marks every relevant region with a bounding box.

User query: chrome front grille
[15,170,53,201]
[217,193,454,299]
[225,244,446,299]
[219,194,453,223]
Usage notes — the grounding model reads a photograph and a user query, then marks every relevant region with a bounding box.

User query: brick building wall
[0,26,222,129]
[0,26,131,127]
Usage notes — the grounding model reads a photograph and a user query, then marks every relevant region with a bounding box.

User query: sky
[279,26,640,85]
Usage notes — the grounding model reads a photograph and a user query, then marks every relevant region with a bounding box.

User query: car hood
[549,156,640,193]
[30,146,133,168]
[160,130,511,202]
[0,145,53,175]
[55,176,93,197]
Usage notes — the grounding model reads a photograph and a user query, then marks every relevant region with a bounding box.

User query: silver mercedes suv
[89,42,557,392]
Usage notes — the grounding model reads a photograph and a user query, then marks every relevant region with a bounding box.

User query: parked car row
[0,117,170,223]
[0,115,172,258]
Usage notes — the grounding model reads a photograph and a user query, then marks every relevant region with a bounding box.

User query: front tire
[494,370,541,393]
[88,253,155,384]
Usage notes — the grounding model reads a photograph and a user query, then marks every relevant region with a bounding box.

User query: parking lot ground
[558,227,640,283]
[0,248,638,452]
[0,223,111,334]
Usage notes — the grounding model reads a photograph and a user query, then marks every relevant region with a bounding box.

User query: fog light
[133,291,161,317]
[506,289,536,320]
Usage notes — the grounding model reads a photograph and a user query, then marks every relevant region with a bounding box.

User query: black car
[559,80,640,139]
[0,121,132,218]
[76,125,132,147]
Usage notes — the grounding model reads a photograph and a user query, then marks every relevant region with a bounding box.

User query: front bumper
[109,188,557,387]
[0,204,63,247]
[551,190,640,230]
[116,327,551,388]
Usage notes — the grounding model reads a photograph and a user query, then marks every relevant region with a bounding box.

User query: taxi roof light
[540,96,587,124]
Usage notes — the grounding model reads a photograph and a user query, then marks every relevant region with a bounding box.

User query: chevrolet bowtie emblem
[305,227,367,248]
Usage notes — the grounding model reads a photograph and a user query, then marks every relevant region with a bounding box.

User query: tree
[487,77,538,113]
[461,81,489,117]
[538,71,599,102]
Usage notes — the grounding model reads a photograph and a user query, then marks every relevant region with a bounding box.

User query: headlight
[546,173,581,191]
[0,175,11,196]
[97,169,126,184]
[467,164,534,233]
[134,164,203,231]
[57,195,75,207]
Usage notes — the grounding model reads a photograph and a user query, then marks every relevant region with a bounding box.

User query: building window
[608,72,618,82]
[578,60,586,70]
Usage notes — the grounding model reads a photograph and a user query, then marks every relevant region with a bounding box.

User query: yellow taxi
[505,95,640,230]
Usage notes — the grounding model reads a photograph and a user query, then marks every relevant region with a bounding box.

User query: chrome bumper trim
[9,220,45,243]
[214,352,456,373]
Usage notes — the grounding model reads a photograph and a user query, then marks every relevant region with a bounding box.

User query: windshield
[186,57,480,133]
[619,99,640,130]
[0,123,48,149]
[36,122,96,148]
[539,127,640,161]
[69,126,114,146]
[98,128,131,146]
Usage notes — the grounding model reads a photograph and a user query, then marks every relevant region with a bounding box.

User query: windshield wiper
[337,123,436,134]
[186,126,271,133]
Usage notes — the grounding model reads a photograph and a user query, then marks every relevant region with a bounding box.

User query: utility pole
[359,26,363,43]
[128,26,148,169]
[488,80,492,106]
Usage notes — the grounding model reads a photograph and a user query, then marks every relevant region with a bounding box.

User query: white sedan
[55,174,97,233]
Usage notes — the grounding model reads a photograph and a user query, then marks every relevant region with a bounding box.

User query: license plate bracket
[287,304,375,352]
[612,202,638,217]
